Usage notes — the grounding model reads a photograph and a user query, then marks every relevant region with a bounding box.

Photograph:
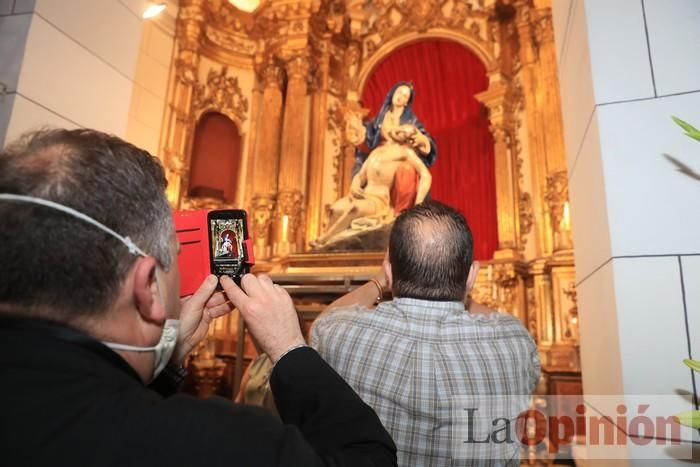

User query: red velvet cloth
[390,162,420,213]
[362,40,498,260]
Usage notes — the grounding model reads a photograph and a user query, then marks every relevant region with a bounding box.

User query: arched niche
[187,112,242,204]
[357,39,498,260]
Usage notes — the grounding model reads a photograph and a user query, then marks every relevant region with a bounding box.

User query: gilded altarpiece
[160,0,580,398]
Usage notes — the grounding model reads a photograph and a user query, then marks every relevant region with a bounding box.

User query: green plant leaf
[673,410,700,429]
[686,132,700,142]
[683,358,700,372]
[672,116,699,134]
[672,116,700,142]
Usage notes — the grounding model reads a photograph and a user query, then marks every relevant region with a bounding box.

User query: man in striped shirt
[311,201,540,466]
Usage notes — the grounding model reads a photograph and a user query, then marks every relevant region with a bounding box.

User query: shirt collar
[391,297,466,314]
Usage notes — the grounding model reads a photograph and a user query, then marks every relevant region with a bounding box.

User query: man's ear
[132,256,166,325]
[383,253,393,289]
[465,260,480,294]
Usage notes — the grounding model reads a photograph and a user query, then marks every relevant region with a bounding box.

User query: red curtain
[188,112,242,203]
[362,40,498,260]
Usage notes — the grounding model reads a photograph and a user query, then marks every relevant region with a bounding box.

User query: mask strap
[106,341,158,352]
[0,192,170,312]
[0,193,147,257]
[0,193,174,365]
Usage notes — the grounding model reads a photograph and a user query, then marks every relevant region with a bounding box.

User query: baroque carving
[526,280,538,341]
[260,1,311,21]
[175,50,201,86]
[470,263,519,314]
[205,27,258,56]
[207,0,256,30]
[515,3,554,64]
[562,282,578,340]
[327,100,345,196]
[275,190,305,238]
[286,54,312,79]
[532,8,554,47]
[327,42,350,96]
[490,125,511,146]
[251,193,276,240]
[544,170,569,233]
[174,2,206,86]
[545,169,573,251]
[193,66,250,124]
[259,62,285,90]
[519,191,534,246]
[181,196,229,210]
[362,0,493,63]
[495,265,519,314]
[163,150,186,177]
[327,100,344,133]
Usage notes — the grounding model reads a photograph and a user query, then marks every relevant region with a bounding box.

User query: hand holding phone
[207,209,254,285]
[220,274,305,364]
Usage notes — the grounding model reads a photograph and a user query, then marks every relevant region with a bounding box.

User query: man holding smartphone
[0,128,396,467]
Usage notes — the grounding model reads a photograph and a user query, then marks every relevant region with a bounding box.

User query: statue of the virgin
[310,82,437,250]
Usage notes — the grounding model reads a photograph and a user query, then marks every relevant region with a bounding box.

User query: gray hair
[0,128,173,319]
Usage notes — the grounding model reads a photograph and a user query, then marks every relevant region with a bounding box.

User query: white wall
[0,0,176,153]
[553,0,700,463]
[125,4,177,157]
[0,0,34,147]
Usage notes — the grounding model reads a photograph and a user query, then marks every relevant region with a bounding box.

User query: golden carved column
[243,60,265,211]
[340,41,363,196]
[535,6,573,252]
[515,1,550,256]
[476,80,521,260]
[515,0,572,254]
[160,0,205,208]
[272,54,311,256]
[251,62,285,260]
[305,39,331,246]
[517,0,578,374]
[533,6,576,369]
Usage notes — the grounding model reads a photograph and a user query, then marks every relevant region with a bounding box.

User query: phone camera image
[209,218,245,278]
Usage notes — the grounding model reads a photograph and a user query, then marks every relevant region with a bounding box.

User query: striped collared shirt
[311,297,540,467]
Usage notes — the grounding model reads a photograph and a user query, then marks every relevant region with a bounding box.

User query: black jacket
[0,315,396,467]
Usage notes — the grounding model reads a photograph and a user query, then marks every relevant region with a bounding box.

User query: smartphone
[206,209,253,285]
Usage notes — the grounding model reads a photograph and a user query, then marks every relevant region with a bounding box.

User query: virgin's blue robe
[352,81,438,177]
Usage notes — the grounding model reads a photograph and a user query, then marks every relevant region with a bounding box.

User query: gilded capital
[519,191,534,245]
[533,8,555,45]
[275,190,304,236]
[164,154,186,177]
[175,53,199,86]
[545,170,573,250]
[545,170,568,226]
[174,2,205,86]
[261,63,285,90]
[346,42,361,80]
[490,124,511,145]
[176,0,206,51]
[251,193,277,240]
[286,54,312,80]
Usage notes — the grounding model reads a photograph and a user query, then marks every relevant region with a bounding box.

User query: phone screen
[208,213,248,280]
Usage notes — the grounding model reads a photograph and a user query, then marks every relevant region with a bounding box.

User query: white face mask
[102,318,179,380]
[0,193,178,381]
